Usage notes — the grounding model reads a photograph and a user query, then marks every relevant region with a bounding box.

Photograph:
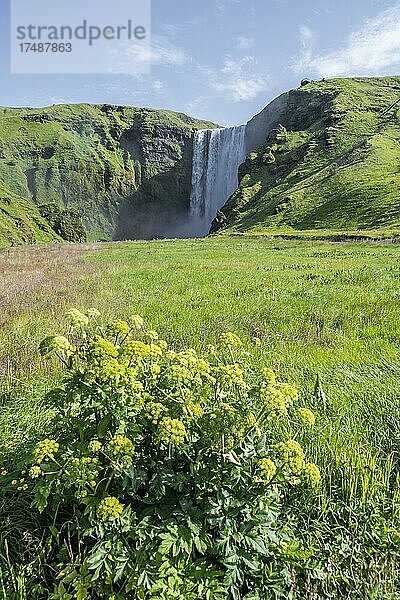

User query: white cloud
[206,56,269,102]
[107,35,187,75]
[153,79,165,92]
[296,25,316,71]
[144,36,187,67]
[295,5,400,77]
[216,0,241,15]
[159,24,179,37]
[236,36,254,49]
[185,96,208,114]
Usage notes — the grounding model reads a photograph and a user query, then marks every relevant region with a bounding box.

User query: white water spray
[189,125,246,236]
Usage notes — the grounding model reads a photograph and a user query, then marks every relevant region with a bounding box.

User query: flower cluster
[86,308,101,319]
[149,363,161,377]
[278,383,298,405]
[302,462,321,487]
[97,496,124,522]
[166,349,213,389]
[258,458,277,483]
[145,402,169,424]
[107,435,135,467]
[275,440,321,487]
[217,364,247,390]
[158,418,187,447]
[148,343,163,358]
[84,336,140,389]
[219,332,243,348]
[262,368,276,384]
[64,457,101,498]
[260,384,288,416]
[258,369,300,419]
[107,435,135,457]
[145,330,159,341]
[182,400,204,421]
[34,439,59,463]
[119,339,163,363]
[65,308,89,329]
[87,439,101,453]
[39,335,72,357]
[87,336,119,360]
[297,408,316,426]
[201,402,249,450]
[106,320,131,337]
[275,440,305,474]
[130,315,144,330]
[119,340,152,361]
[29,466,42,479]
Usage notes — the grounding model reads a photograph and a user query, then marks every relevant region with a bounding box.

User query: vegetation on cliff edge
[214,76,400,237]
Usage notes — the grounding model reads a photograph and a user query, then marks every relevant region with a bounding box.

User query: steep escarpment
[212,76,400,235]
[0,104,216,246]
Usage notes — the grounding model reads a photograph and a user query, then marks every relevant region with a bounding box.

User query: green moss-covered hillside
[0,185,61,249]
[0,104,216,246]
[212,76,400,236]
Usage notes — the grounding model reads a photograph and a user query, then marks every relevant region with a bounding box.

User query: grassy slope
[0,104,216,246]
[0,185,61,249]
[217,76,400,237]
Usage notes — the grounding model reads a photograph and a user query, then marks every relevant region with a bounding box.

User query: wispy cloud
[184,95,208,115]
[216,0,241,15]
[152,79,165,92]
[150,36,187,67]
[295,5,400,77]
[236,36,254,50]
[205,56,269,102]
[295,25,316,73]
[107,35,187,75]
[80,79,168,105]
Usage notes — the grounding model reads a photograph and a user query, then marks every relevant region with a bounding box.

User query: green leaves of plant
[97,414,112,439]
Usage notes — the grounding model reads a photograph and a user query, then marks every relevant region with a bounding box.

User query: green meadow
[1,236,400,598]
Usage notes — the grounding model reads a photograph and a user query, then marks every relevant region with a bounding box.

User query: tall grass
[1,237,400,596]
[2,238,400,470]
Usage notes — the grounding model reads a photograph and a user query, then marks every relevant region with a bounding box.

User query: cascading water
[189,125,246,236]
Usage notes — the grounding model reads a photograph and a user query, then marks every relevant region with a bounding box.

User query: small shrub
[38,203,87,242]
[263,147,276,165]
[2,310,321,599]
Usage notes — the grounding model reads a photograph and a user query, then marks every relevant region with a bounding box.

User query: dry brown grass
[0,242,106,382]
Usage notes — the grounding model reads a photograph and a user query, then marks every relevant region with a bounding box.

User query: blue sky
[2,0,400,125]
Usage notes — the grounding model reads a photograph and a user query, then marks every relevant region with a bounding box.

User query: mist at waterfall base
[115,125,247,241]
[188,125,247,237]
[131,125,247,240]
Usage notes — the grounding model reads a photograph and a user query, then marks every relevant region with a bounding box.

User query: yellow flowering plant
[4,311,322,599]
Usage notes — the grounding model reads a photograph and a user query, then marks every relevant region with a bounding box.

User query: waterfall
[189,125,246,236]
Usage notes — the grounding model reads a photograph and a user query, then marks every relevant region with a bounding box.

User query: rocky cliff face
[244,86,333,154]
[0,104,217,246]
